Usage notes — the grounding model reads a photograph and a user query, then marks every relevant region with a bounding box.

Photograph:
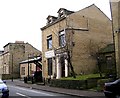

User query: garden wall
[49,78,99,90]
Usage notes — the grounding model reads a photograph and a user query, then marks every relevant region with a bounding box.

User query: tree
[67,50,76,78]
[65,29,76,78]
[87,39,106,77]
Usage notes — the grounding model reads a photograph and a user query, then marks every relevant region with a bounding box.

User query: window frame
[21,67,25,75]
[47,35,52,49]
[106,56,112,69]
[59,31,66,47]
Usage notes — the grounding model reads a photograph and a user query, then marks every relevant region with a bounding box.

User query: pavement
[6,79,106,98]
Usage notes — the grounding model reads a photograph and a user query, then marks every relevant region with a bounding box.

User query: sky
[0,0,111,51]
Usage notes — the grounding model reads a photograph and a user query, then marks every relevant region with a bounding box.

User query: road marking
[16,92,26,96]
[9,85,54,96]
[16,92,31,98]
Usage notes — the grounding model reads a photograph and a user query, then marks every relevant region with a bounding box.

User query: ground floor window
[48,58,52,75]
[106,56,112,69]
[21,67,25,75]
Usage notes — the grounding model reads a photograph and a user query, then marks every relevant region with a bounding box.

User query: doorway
[60,56,65,77]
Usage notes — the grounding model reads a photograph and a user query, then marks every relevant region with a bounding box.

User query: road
[7,84,80,98]
[5,80,105,98]
[8,85,67,96]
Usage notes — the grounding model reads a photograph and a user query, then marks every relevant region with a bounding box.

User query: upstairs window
[59,10,64,17]
[58,8,66,18]
[47,35,52,49]
[47,17,53,24]
[59,31,66,47]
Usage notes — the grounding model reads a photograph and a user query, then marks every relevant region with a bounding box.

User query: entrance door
[60,56,65,77]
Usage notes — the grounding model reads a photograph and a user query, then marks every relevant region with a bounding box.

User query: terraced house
[41,4,113,79]
[0,41,41,79]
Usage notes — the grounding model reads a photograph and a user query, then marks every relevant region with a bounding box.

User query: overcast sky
[0,0,111,51]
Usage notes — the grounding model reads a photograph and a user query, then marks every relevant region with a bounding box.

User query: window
[48,17,52,24]
[30,64,32,74]
[3,66,6,74]
[106,56,112,69]
[21,67,25,75]
[47,35,52,49]
[59,10,64,18]
[59,31,66,47]
[48,58,52,75]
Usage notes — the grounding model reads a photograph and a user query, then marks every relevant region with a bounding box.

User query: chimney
[15,41,24,43]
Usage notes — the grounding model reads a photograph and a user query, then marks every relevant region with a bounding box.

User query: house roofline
[41,17,66,30]
[78,4,111,21]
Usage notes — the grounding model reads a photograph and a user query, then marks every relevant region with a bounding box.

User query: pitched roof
[99,44,115,53]
[19,56,42,64]
[77,4,111,21]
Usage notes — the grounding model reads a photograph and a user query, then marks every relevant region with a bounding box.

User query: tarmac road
[6,79,106,98]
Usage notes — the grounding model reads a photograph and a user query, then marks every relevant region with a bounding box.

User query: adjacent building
[0,41,41,79]
[110,0,120,78]
[0,51,4,78]
[98,44,116,77]
[41,4,113,79]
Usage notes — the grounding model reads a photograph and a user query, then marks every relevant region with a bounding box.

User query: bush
[50,79,87,90]
[97,79,110,91]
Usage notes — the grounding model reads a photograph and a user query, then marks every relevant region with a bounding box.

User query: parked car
[104,79,120,98]
[0,79,9,98]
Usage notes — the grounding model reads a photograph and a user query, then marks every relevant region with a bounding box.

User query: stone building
[0,51,4,78]
[0,41,41,79]
[110,0,120,78]
[98,44,116,77]
[41,4,113,79]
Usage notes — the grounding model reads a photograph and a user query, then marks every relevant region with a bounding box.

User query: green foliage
[97,79,112,91]
[104,68,116,78]
[49,74,111,90]
[50,79,87,90]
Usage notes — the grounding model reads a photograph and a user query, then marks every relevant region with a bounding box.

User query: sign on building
[45,50,55,58]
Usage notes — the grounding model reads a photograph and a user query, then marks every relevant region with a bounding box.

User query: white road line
[16,92,31,98]
[16,92,26,97]
[9,85,54,96]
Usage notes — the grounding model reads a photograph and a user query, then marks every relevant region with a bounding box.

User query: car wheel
[2,93,9,98]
